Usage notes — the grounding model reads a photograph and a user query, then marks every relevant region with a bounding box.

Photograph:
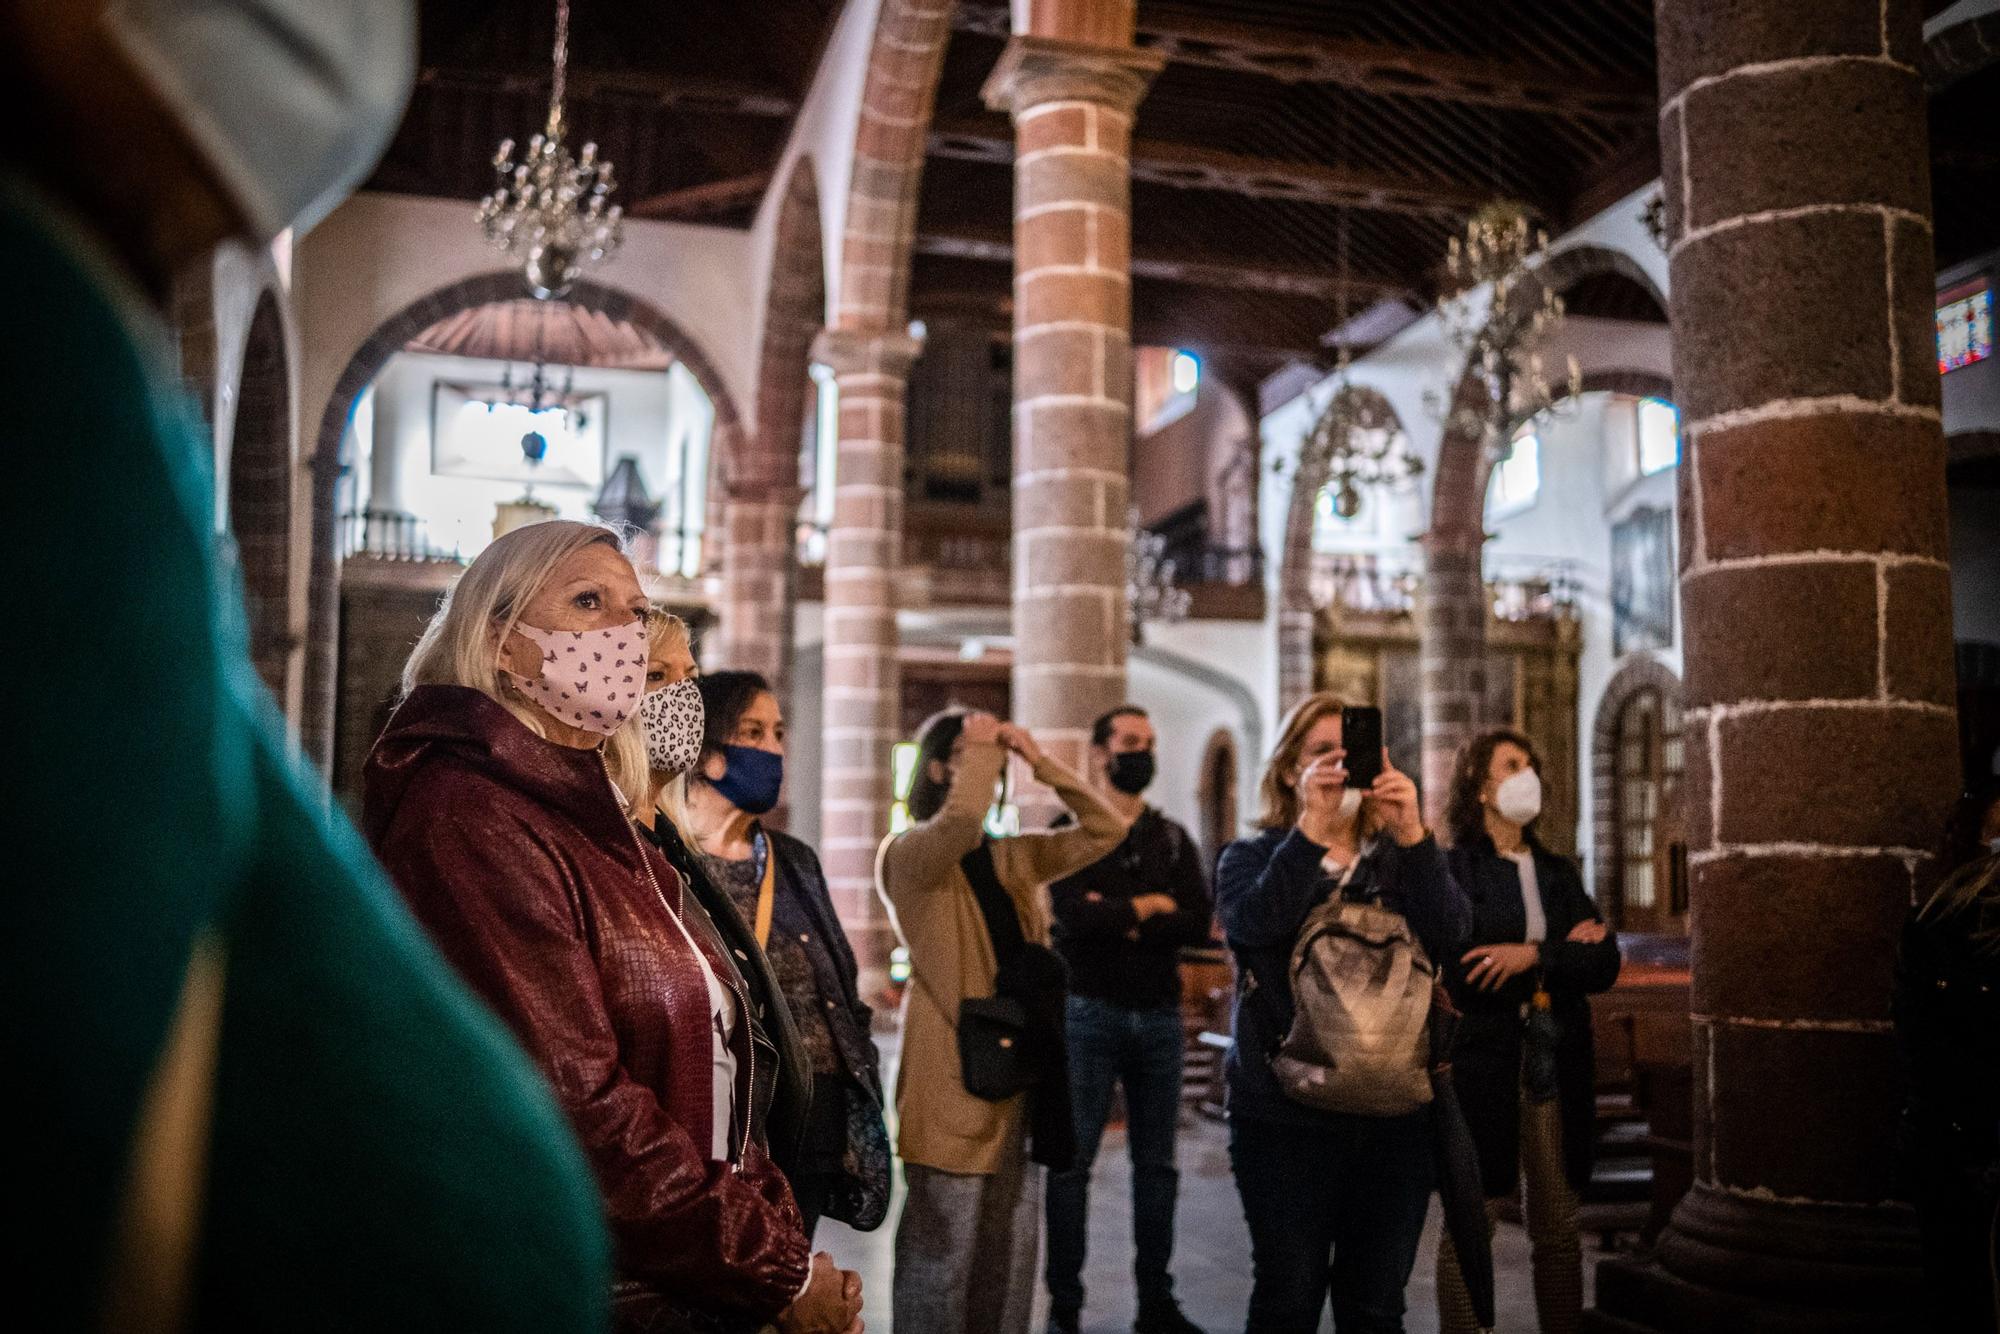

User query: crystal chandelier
[1127,509,1191,643]
[477,0,622,300]
[1299,352,1424,520]
[1431,200,1581,461]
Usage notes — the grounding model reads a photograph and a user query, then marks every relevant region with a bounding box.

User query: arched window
[1612,687,1688,932]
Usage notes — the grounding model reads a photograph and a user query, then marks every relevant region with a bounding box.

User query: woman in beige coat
[879,709,1130,1334]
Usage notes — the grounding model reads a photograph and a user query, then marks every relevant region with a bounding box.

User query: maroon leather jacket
[362,685,811,1320]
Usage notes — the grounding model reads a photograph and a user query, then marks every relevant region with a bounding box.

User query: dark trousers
[1045,994,1187,1318]
[1228,1111,1434,1334]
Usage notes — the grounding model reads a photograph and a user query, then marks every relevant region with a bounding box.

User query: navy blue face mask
[712,744,785,815]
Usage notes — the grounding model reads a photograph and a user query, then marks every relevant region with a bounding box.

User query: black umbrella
[1429,988,1496,1331]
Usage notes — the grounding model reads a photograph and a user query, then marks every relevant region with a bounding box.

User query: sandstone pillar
[715,491,799,691]
[812,327,920,991]
[983,21,1161,786]
[1418,534,1488,825]
[1589,2,1956,1327]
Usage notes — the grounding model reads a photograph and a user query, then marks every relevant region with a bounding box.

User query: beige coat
[877,743,1130,1175]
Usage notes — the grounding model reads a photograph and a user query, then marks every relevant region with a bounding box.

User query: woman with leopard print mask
[634,625,892,1242]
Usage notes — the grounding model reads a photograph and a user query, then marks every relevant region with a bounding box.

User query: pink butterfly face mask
[503,618,645,737]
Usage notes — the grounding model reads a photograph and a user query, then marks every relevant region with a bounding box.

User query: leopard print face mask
[638,677,705,775]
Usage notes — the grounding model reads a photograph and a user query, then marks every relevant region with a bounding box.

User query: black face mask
[1107,749,1156,795]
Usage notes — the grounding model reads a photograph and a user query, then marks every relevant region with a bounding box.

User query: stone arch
[1419,241,1668,815]
[1590,655,1685,911]
[1429,244,1670,545]
[831,0,956,333]
[1276,382,1406,713]
[714,159,826,687]
[1194,727,1242,865]
[1925,7,2000,89]
[300,272,746,768]
[229,290,297,704]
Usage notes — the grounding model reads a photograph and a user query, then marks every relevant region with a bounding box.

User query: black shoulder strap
[960,839,1026,969]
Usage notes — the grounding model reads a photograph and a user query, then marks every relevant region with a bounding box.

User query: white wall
[356,350,712,559]
[1132,621,1272,841]
[293,191,755,473]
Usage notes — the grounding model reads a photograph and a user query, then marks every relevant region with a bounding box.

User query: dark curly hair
[1444,726,1543,850]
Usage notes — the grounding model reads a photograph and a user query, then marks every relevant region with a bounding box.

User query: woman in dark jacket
[1215,692,1470,1334]
[1435,727,1621,1334]
[637,639,890,1239]
[1894,840,2000,1333]
[364,522,861,1334]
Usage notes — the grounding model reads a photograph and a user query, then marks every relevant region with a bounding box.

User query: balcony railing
[1310,548,1579,623]
[341,509,461,564]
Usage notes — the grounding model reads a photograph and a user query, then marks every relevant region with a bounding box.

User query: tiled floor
[819,1109,1602,1334]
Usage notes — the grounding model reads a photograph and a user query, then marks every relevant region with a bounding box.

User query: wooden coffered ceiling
[370,1,1994,383]
[914,0,1666,381]
[365,0,845,225]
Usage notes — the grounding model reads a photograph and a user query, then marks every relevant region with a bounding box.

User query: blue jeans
[1044,994,1187,1318]
[1229,1112,1434,1334]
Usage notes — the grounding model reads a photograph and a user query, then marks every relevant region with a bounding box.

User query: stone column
[1589,2,1956,1328]
[983,27,1161,789]
[715,490,799,691]
[1418,533,1487,826]
[812,326,920,993]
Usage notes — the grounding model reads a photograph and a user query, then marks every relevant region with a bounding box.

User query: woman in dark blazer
[1435,727,1621,1334]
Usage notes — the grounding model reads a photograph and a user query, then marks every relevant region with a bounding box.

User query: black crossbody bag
[954,842,1078,1169]
[957,841,1050,1098]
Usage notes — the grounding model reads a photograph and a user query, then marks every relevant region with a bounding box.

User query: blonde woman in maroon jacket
[364,520,862,1334]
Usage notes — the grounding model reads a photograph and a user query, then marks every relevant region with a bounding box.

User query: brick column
[1418,534,1487,826]
[1588,2,1955,1328]
[812,327,920,994]
[715,492,799,688]
[983,31,1162,790]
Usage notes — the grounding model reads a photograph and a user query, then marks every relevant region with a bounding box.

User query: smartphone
[1341,706,1384,792]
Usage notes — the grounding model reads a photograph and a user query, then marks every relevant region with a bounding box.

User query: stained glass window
[1938,280,1993,374]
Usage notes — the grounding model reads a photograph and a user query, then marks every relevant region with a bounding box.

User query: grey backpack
[1271,894,1436,1117]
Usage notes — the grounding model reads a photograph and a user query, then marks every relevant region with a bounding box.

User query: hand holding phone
[1341,706,1383,791]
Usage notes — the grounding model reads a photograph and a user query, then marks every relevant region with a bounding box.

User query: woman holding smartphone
[1215,692,1469,1333]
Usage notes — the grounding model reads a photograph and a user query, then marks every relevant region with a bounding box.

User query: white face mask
[105,0,416,240]
[1338,786,1364,821]
[639,678,705,776]
[1493,767,1543,826]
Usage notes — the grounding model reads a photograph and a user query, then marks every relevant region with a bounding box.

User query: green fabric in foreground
[0,174,609,1332]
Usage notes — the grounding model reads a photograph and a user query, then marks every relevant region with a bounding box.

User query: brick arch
[714,158,826,687]
[832,0,957,332]
[300,273,745,772]
[1276,383,1406,712]
[1926,7,2000,88]
[1589,655,1684,910]
[1430,244,1670,546]
[229,289,296,704]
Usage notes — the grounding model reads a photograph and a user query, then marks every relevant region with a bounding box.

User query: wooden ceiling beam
[914,226,1410,302]
[952,3,1651,119]
[929,119,1490,217]
[628,170,776,220]
[417,66,798,118]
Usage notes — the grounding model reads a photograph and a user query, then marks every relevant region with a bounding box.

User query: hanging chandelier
[1300,352,1424,520]
[1431,200,1581,460]
[1126,508,1191,644]
[477,0,622,300]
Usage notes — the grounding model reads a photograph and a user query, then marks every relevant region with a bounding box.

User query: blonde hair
[1257,691,1347,829]
[403,519,650,806]
[644,606,695,831]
